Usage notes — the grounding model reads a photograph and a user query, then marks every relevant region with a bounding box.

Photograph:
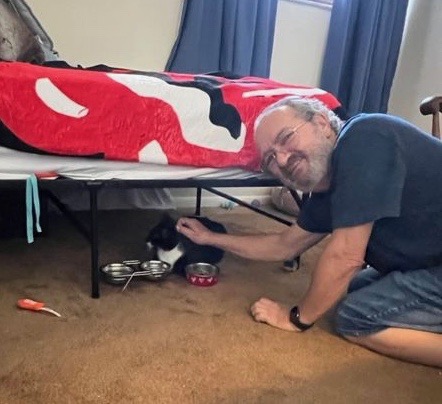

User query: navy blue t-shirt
[298,113,442,273]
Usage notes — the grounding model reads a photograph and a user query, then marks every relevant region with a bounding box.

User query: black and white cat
[146,213,226,276]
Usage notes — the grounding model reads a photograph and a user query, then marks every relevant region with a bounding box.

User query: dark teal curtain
[320,0,409,116]
[166,0,278,77]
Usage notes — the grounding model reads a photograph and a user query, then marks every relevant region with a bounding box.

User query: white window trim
[281,0,333,11]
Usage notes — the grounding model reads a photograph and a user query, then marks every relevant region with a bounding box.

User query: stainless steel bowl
[185,262,219,277]
[100,263,134,285]
[139,260,172,282]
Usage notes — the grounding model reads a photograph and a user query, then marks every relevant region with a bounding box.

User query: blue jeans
[335,265,442,337]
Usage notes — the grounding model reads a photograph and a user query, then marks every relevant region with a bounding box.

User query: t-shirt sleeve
[331,120,406,229]
[297,192,332,233]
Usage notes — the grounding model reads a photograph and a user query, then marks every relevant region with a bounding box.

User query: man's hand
[176,217,213,245]
[250,298,301,332]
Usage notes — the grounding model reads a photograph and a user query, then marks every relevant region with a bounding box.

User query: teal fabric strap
[25,174,42,243]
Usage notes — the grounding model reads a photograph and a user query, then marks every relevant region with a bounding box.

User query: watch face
[289,306,300,323]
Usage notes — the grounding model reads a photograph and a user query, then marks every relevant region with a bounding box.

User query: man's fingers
[251,297,273,312]
[176,217,196,232]
[250,297,297,331]
[250,307,265,323]
[176,217,190,228]
[253,313,267,323]
[250,299,271,323]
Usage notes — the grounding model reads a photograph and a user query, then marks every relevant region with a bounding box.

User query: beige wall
[26,0,183,70]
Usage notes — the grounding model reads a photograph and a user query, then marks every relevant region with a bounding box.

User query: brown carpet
[0,207,440,403]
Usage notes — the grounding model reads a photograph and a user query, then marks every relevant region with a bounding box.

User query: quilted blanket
[0,61,341,170]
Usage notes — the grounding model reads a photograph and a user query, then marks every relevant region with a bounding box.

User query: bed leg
[88,182,101,298]
[195,187,202,215]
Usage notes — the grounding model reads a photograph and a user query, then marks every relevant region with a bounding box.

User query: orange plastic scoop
[17,298,61,317]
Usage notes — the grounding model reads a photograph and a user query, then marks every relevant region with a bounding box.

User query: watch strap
[289,306,314,331]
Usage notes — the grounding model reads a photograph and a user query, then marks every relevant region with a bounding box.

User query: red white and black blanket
[0,61,341,171]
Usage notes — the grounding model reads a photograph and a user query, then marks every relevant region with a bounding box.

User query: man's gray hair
[254,96,344,135]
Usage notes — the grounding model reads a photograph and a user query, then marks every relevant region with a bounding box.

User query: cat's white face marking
[157,244,184,267]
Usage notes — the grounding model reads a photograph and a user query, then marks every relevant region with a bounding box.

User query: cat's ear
[164,211,179,225]
[158,211,173,224]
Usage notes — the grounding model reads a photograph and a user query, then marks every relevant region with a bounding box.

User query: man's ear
[312,113,332,137]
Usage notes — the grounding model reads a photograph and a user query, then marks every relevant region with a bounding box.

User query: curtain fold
[320,0,409,116]
[166,0,278,78]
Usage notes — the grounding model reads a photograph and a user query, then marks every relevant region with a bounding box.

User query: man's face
[255,107,335,192]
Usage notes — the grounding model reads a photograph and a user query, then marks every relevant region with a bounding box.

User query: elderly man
[176,96,442,367]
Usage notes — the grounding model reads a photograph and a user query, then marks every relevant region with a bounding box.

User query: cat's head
[146,213,180,251]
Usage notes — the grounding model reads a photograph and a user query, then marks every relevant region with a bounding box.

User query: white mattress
[0,146,269,210]
[0,146,262,180]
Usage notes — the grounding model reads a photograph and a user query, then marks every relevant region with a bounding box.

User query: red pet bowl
[185,263,219,287]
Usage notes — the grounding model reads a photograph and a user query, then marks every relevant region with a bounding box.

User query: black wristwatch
[289,306,314,331]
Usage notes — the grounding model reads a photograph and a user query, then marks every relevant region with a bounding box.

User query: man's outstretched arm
[176,216,326,262]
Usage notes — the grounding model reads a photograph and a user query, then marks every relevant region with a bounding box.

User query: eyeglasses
[260,120,309,173]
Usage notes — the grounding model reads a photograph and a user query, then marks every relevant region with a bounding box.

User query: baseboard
[171,189,272,209]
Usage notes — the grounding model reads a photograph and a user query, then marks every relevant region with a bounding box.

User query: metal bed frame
[3,177,304,298]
